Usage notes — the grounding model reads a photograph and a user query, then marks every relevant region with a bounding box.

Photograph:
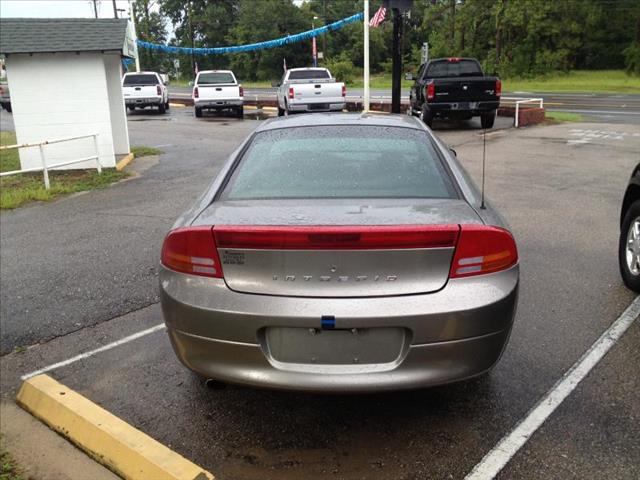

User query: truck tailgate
[289,82,344,105]
[197,85,241,100]
[433,77,498,102]
[123,85,159,99]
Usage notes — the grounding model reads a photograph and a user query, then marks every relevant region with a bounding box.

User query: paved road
[1,107,638,479]
[170,85,640,124]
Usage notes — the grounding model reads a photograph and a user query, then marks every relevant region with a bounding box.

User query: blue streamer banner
[137,12,363,55]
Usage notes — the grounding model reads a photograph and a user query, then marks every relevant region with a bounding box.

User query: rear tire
[619,199,640,292]
[236,106,244,118]
[480,111,496,129]
[195,107,203,118]
[277,106,285,116]
[420,106,433,128]
[165,101,170,110]
[158,102,166,114]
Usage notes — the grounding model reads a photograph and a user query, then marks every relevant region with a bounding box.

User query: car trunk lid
[194,198,482,298]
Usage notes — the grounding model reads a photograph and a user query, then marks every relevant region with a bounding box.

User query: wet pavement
[1,106,638,479]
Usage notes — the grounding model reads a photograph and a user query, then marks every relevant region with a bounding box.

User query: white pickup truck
[122,72,169,113]
[192,70,243,118]
[275,68,346,116]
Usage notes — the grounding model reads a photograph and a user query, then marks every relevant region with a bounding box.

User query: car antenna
[480,128,487,209]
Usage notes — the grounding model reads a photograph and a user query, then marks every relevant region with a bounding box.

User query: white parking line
[465,295,640,480]
[21,324,166,381]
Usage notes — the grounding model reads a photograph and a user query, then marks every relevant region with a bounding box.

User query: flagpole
[363,0,370,112]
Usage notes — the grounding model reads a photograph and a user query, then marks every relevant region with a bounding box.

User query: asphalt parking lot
[1,105,638,479]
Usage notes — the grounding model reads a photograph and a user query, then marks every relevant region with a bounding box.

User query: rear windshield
[222,126,457,200]
[123,74,159,86]
[197,72,236,84]
[426,60,483,78]
[288,70,331,80]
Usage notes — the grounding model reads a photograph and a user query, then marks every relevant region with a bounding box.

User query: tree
[133,0,170,73]
[226,0,312,81]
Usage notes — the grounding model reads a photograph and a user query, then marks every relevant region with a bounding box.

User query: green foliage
[324,52,357,84]
[1,446,24,480]
[0,131,19,172]
[131,146,162,158]
[0,169,128,209]
[624,42,640,76]
[151,0,640,81]
[545,111,583,122]
[504,70,640,94]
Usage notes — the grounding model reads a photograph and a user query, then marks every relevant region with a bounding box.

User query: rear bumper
[124,97,163,106]
[425,100,499,117]
[159,265,518,392]
[288,102,345,113]
[195,99,243,109]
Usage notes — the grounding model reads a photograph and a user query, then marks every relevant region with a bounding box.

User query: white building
[0,18,136,169]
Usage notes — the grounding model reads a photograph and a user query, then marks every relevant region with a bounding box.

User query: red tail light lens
[161,226,223,278]
[495,79,502,97]
[426,83,435,102]
[288,87,295,99]
[342,85,346,97]
[193,86,199,98]
[239,85,244,97]
[450,225,518,278]
[214,225,459,250]
[156,84,161,96]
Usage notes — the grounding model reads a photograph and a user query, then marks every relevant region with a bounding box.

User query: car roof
[287,67,328,71]
[256,112,425,132]
[124,71,159,75]
[198,70,234,74]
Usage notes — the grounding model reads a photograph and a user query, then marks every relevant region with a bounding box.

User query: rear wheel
[195,107,203,118]
[165,101,170,110]
[480,110,496,129]
[619,199,640,292]
[158,102,166,114]
[235,106,244,118]
[420,106,433,127]
[277,106,285,117]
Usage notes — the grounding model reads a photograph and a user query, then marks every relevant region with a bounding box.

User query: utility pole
[188,0,195,75]
[364,0,370,112]
[322,0,327,60]
[112,0,118,18]
[129,0,141,72]
[391,7,403,114]
[92,0,98,18]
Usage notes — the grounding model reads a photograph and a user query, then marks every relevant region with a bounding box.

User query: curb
[17,375,214,480]
[116,152,135,171]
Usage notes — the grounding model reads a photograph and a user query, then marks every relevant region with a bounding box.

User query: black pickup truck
[408,57,501,128]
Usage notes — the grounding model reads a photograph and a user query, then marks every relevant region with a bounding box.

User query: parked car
[0,81,11,113]
[408,57,501,128]
[275,67,346,116]
[122,71,169,113]
[192,70,243,118]
[619,163,640,292]
[159,113,519,392]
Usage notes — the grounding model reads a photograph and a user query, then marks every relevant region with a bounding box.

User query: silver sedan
[159,113,519,392]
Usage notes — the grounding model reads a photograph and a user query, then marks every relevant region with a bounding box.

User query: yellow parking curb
[169,103,186,108]
[17,375,214,480]
[116,152,135,171]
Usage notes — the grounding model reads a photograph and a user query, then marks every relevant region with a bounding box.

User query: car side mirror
[188,81,194,87]
[405,73,414,81]
[271,81,280,87]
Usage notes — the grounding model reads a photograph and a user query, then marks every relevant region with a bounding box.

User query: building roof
[0,18,131,56]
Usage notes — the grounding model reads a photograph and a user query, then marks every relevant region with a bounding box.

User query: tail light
[495,79,502,97]
[193,86,199,99]
[426,83,435,102]
[288,87,295,99]
[214,225,459,250]
[161,226,223,278]
[447,57,461,63]
[342,85,346,97]
[239,85,244,97]
[156,84,161,96]
[450,225,518,278]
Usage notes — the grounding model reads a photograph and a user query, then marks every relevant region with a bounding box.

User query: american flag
[369,5,387,27]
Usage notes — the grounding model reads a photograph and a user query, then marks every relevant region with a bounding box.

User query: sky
[0,1,135,19]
